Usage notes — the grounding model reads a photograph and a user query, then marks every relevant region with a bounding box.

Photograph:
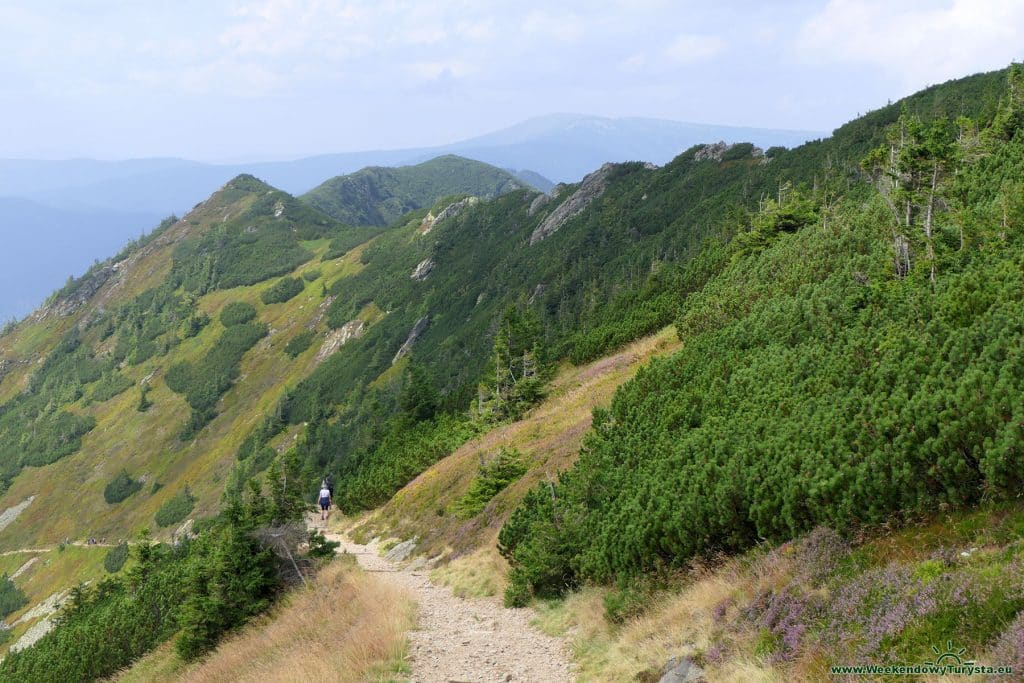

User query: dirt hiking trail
[322,530,575,683]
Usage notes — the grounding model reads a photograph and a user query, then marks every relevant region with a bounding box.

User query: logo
[923,641,975,669]
[829,641,1012,677]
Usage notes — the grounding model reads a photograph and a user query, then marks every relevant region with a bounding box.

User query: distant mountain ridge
[0,114,821,320]
[1,114,822,211]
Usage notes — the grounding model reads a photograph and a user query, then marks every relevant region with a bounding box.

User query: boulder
[658,656,705,683]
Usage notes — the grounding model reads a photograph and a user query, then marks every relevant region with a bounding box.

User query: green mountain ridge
[302,154,531,227]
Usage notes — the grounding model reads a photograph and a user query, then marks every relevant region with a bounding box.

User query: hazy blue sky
[1,0,1021,161]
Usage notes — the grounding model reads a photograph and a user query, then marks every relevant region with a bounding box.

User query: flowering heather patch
[704,643,726,664]
[793,526,850,585]
[823,563,941,660]
[987,612,1024,679]
[744,587,821,662]
[712,597,729,622]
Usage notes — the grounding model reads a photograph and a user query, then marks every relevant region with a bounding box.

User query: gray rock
[693,141,731,162]
[174,518,195,542]
[529,163,616,245]
[528,283,546,304]
[315,320,365,362]
[658,656,705,683]
[528,193,551,216]
[392,316,429,364]
[411,257,435,281]
[419,196,479,234]
[433,196,478,226]
[384,537,418,563]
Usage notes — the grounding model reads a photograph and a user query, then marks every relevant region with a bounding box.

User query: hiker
[318,480,332,522]
[324,473,334,499]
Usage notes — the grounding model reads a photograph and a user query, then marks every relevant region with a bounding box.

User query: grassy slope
[0,238,372,551]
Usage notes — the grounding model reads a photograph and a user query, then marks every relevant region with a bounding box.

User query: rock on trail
[325,532,575,683]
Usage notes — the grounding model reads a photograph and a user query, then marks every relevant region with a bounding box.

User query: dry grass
[529,549,806,682]
[173,559,416,683]
[430,546,509,598]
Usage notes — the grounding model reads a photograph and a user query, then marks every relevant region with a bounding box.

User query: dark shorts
[319,498,331,511]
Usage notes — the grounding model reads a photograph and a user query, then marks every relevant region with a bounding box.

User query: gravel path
[323,531,575,683]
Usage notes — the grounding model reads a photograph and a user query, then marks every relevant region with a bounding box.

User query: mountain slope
[302,155,528,226]
[0,65,1022,678]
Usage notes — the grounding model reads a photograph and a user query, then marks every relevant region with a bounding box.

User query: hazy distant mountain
[0,114,822,215]
[428,114,823,181]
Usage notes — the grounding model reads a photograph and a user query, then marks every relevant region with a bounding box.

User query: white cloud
[796,0,1024,86]
[664,33,726,65]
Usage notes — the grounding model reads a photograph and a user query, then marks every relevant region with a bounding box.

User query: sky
[1,0,1021,161]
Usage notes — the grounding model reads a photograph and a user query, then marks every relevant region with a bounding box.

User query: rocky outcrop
[528,283,546,304]
[419,197,479,234]
[29,264,117,322]
[306,295,337,330]
[528,193,551,216]
[0,496,34,534]
[694,142,764,163]
[174,518,196,542]
[529,163,615,245]
[0,358,30,385]
[694,141,731,162]
[393,317,429,364]
[437,196,477,223]
[316,320,365,363]
[411,258,435,281]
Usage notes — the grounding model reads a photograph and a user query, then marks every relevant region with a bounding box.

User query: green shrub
[260,277,304,305]
[284,330,315,358]
[500,99,1024,595]
[451,447,526,519]
[183,313,210,338]
[155,488,196,527]
[137,384,152,412]
[85,372,133,406]
[165,320,268,438]
[0,575,27,619]
[302,269,322,282]
[103,542,129,573]
[720,142,758,161]
[103,471,143,505]
[219,302,257,327]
